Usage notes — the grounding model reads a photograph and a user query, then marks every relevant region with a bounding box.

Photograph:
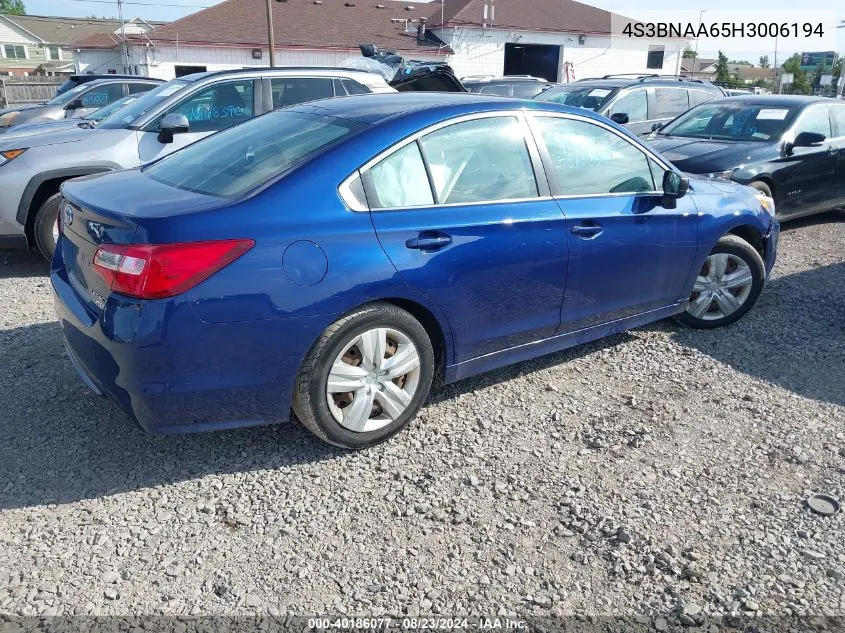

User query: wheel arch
[378,297,452,385]
[726,223,765,260]
[16,166,118,244]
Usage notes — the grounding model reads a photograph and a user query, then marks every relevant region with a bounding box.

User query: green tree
[682,46,697,59]
[759,55,770,68]
[714,51,731,84]
[780,53,812,94]
[0,0,25,14]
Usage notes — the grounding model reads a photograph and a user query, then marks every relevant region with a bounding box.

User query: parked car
[462,75,553,98]
[56,73,149,96]
[0,67,396,260]
[0,93,147,140]
[52,93,778,449]
[0,77,164,132]
[724,88,753,96]
[535,74,725,135]
[646,95,845,220]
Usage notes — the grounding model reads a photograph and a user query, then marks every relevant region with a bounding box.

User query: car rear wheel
[675,234,765,329]
[292,302,434,449]
[34,192,62,261]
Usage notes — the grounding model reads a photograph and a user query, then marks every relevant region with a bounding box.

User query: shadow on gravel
[0,250,49,279]
[672,261,845,407]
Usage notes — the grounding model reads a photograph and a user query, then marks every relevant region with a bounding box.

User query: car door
[71,82,124,119]
[527,113,699,332]
[604,87,650,134]
[364,112,568,361]
[779,104,836,217]
[137,78,257,163]
[830,104,845,208]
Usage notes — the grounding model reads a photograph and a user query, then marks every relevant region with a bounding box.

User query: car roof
[287,92,612,126]
[177,66,385,83]
[711,94,833,107]
[561,77,722,91]
[80,77,164,87]
[69,73,139,80]
[464,76,548,84]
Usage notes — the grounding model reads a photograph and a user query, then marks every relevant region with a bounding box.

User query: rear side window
[369,143,434,209]
[689,90,717,107]
[606,89,647,122]
[652,88,690,119]
[271,78,334,108]
[128,82,156,94]
[419,117,538,204]
[512,83,545,99]
[534,116,655,195]
[478,84,511,96]
[145,111,364,198]
[341,79,370,95]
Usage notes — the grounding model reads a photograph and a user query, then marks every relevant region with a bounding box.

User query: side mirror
[651,122,664,132]
[65,98,84,111]
[157,113,190,144]
[610,112,629,125]
[793,131,825,147]
[662,171,689,207]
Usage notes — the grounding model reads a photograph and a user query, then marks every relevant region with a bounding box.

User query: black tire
[747,180,772,199]
[674,234,765,330]
[33,192,62,262]
[292,302,435,449]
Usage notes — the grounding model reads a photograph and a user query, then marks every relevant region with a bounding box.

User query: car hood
[0,103,45,117]
[0,118,83,141]
[0,125,100,151]
[646,136,773,173]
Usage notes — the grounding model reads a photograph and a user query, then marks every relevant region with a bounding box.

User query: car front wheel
[292,302,435,449]
[675,234,765,329]
[34,192,62,261]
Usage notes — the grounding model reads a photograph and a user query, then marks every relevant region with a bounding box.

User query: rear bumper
[51,247,321,435]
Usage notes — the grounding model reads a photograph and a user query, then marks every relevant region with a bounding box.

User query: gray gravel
[1,212,844,624]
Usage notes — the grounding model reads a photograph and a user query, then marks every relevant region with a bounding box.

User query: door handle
[571,224,603,238]
[405,233,453,251]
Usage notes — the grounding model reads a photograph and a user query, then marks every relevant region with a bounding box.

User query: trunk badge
[62,204,74,227]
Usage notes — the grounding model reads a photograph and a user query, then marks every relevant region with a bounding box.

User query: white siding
[431,27,685,81]
[0,17,38,45]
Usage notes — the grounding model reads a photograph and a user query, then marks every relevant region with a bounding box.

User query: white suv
[0,67,394,259]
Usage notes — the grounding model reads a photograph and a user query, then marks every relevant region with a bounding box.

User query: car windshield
[46,83,87,106]
[534,84,615,110]
[81,95,139,122]
[658,102,797,142]
[97,80,189,129]
[144,111,366,198]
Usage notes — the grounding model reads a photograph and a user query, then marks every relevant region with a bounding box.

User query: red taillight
[92,239,254,299]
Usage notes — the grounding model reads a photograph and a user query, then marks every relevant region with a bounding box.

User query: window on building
[47,45,61,61]
[646,45,665,70]
[3,44,27,60]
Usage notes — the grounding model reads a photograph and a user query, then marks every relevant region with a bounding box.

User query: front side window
[418,117,538,204]
[128,82,156,94]
[369,143,434,209]
[165,79,254,133]
[652,88,690,119]
[832,106,845,137]
[534,116,656,195]
[3,44,26,59]
[271,78,334,109]
[606,89,647,122]
[794,105,831,138]
[145,111,364,198]
[80,83,123,108]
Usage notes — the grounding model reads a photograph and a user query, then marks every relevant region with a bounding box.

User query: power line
[64,0,213,8]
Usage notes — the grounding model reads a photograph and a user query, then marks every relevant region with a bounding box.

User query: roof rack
[601,73,659,79]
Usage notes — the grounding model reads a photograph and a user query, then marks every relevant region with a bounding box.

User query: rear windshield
[144,111,366,198]
[659,102,797,142]
[97,80,189,129]
[534,84,616,111]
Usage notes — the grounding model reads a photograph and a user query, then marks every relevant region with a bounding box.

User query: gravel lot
[1,212,843,626]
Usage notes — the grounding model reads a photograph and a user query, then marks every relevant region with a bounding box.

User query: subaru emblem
[62,204,74,227]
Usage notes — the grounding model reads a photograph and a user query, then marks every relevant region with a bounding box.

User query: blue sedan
[52,93,779,448]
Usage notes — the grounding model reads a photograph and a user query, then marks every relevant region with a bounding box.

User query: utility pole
[116,0,129,72]
[265,0,276,67]
[691,10,705,78]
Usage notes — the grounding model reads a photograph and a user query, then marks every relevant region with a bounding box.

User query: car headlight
[755,193,775,216]
[0,111,21,127]
[704,170,734,181]
[0,148,26,167]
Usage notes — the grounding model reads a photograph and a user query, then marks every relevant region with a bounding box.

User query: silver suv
[0,67,394,259]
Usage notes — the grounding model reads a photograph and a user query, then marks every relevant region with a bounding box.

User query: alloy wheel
[686,253,754,321]
[326,327,421,433]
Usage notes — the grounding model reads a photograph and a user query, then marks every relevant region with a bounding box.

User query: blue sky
[23,0,845,64]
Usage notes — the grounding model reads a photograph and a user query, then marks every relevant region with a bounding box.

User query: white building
[74,0,688,83]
